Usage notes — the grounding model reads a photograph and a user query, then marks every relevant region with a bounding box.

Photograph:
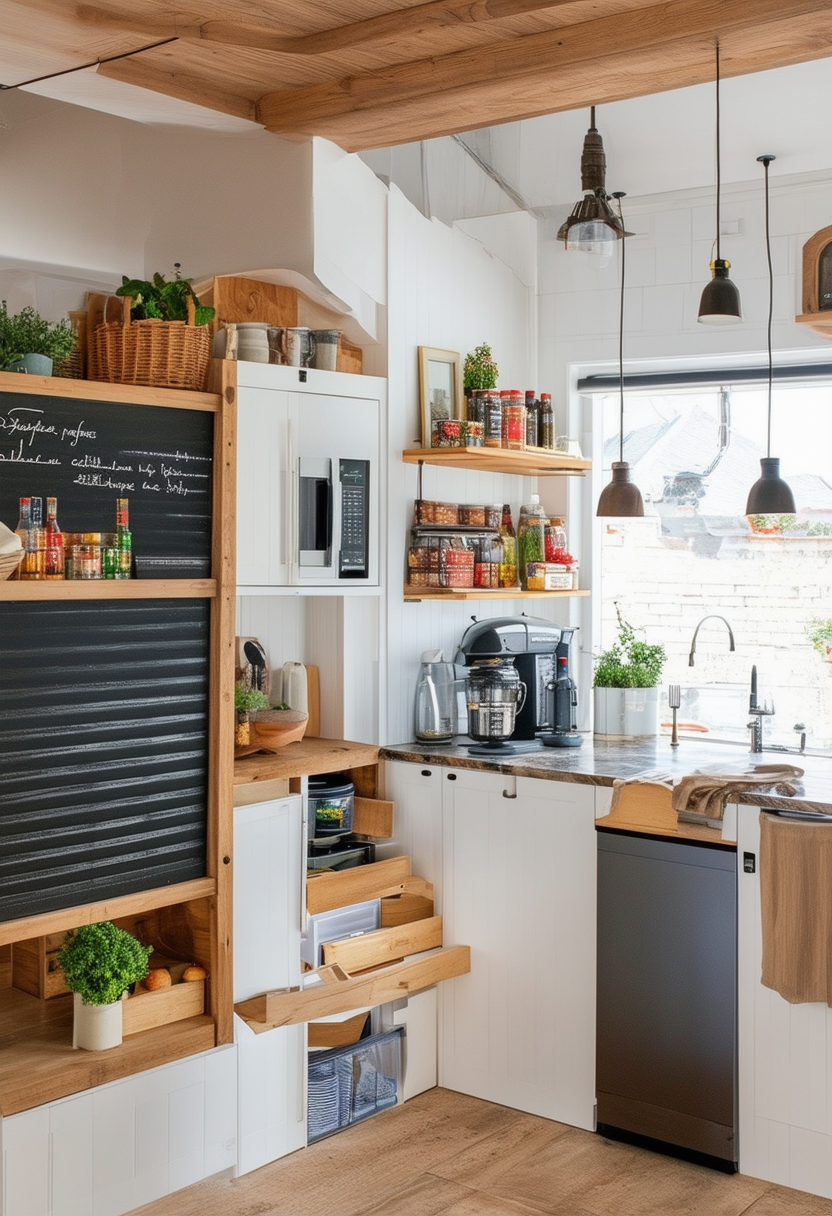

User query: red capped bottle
[44,497,64,579]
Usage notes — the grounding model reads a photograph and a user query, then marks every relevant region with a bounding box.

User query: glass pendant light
[557,107,630,259]
[698,44,742,325]
[745,155,795,515]
[597,194,644,518]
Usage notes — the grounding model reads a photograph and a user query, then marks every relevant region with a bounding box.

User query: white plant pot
[72,992,123,1051]
[594,686,659,739]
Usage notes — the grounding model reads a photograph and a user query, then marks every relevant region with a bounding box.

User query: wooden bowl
[252,709,309,749]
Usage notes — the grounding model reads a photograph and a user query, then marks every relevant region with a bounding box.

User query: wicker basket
[90,296,211,391]
[0,548,23,580]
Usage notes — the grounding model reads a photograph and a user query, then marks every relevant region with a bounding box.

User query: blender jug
[414,649,460,742]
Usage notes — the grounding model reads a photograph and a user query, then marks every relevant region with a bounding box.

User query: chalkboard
[0,389,214,576]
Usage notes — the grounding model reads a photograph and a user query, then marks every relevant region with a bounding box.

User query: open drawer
[234,856,470,1033]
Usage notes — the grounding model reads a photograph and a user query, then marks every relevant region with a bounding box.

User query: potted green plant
[235,682,270,748]
[0,300,76,375]
[806,618,832,662]
[115,267,215,325]
[593,603,667,737]
[462,342,499,396]
[58,921,153,1050]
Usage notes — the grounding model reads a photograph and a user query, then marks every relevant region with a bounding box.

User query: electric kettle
[414,649,460,742]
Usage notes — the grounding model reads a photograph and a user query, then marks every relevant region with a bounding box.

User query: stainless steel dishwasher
[596,828,737,1168]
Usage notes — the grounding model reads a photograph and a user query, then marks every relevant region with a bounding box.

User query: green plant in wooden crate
[116,265,215,325]
[593,603,666,688]
[58,921,152,1006]
[462,342,499,392]
[0,300,75,370]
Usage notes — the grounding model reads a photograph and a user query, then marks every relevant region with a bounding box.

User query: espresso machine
[455,615,581,751]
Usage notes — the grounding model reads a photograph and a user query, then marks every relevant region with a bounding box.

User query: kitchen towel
[760,810,832,1006]
[672,763,804,827]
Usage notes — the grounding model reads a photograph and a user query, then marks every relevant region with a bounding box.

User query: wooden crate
[11,934,69,999]
[123,977,205,1036]
[200,275,299,329]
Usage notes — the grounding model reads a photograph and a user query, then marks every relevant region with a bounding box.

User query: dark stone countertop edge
[380,736,832,814]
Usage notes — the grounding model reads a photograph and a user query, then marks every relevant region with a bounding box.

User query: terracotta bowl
[252,709,309,748]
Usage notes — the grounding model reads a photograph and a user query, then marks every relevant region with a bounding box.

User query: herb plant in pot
[58,921,153,1051]
[235,682,270,748]
[0,300,76,376]
[593,604,666,738]
[462,342,499,413]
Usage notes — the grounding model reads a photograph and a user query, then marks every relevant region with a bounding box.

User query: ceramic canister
[234,322,270,363]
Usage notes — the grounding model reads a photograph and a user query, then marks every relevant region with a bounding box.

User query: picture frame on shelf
[418,347,462,447]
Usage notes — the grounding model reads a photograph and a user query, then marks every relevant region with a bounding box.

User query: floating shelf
[795,311,832,339]
[404,586,590,602]
[402,447,590,476]
[0,579,217,601]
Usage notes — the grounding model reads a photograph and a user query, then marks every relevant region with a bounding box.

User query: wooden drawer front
[321,915,443,972]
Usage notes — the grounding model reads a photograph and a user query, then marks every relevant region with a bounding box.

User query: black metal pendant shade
[597,461,645,517]
[557,107,629,252]
[745,457,796,514]
[698,259,742,325]
[596,194,645,518]
[698,44,742,325]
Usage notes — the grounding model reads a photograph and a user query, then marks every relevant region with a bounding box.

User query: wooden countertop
[233,736,380,806]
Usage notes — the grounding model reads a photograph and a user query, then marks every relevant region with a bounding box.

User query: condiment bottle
[501,390,524,450]
[115,497,132,579]
[484,392,502,448]
[44,496,64,579]
[517,494,547,589]
[18,496,45,579]
[539,393,554,449]
[498,503,518,588]
[524,391,539,448]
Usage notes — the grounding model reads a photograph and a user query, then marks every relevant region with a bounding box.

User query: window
[593,378,832,752]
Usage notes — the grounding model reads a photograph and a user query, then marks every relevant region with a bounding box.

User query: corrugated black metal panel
[0,599,210,922]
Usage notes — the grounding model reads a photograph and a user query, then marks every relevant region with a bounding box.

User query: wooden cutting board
[306,664,320,737]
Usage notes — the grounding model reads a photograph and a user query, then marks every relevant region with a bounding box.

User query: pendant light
[745,155,795,515]
[557,107,630,258]
[597,193,644,518]
[698,44,742,325]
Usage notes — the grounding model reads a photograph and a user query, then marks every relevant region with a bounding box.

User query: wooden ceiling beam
[256,0,832,145]
[97,56,259,123]
[78,0,584,57]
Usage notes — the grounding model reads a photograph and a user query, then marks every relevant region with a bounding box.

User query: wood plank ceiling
[3,0,832,152]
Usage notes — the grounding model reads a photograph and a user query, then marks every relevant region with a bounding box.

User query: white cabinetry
[0,1048,236,1216]
[233,795,306,1174]
[235,364,385,592]
[382,761,597,1129]
[737,803,832,1199]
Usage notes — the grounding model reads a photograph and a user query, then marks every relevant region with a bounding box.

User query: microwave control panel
[339,459,370,578]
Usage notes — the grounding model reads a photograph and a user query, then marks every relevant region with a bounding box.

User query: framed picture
[418,347,462,447]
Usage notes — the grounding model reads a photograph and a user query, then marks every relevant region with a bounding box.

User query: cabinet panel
[235,1019,306,1175]
[1,1106,50,1216]
[233,795,303,1002]
[439,768,596,1129]
[737,805,832,1198]
[236,388,291,586]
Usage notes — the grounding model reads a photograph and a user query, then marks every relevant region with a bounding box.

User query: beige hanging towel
[760,811,832,1007]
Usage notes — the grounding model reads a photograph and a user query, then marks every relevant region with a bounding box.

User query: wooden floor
[135,1087,832,1216]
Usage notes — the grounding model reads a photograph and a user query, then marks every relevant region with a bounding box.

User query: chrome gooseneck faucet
[688,615,736,666]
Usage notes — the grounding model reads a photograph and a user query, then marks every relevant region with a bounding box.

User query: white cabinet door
[233,794,306,1174]
[439,767,597,1129]
[236,386,292,586]
[737,804,832,1199]
[0,1049,237,1216]
[233,794,303,1002]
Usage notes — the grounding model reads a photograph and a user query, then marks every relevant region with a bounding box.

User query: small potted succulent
[593,603,666,737]
[58,921,153,1051]
[0,300,76,375]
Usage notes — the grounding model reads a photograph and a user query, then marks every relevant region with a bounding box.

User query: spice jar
[484,392,502,447]
[517,494,547,590]
[501,390,525,451]
[70,543,102,580]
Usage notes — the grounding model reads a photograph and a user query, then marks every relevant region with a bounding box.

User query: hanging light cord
[614,191,626,463]
[714,42,722,263]
[760,154,774,458]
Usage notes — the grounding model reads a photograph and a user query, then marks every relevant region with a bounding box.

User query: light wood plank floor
[135,1087,832,1216]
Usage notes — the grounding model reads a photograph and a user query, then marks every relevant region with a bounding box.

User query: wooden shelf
[0,879,217,949]
[402,447,590,476]
[0,578,217,601]
[795,311,832,338]
[0,985,215,1116]
[404,586,589,602]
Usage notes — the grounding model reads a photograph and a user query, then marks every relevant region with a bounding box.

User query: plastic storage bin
[300,898,381,969]
[307,1027,403,1142]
